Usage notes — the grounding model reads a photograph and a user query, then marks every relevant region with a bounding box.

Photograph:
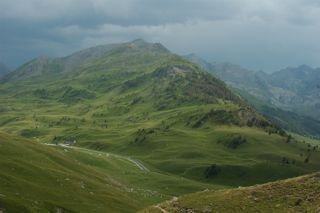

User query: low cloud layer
[1,0,320,71]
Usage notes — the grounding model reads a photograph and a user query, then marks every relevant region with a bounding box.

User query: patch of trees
[121,75,146,91]
[92,113,107,117]
[281,157,295,165]
[192,109,234,128]
[304,155,311,163]
[286,134,292,143]
[48,116,87,127]
[218,135,247,149]
[278,129,287,136]
[52,135,76,145]
[246,117,269,128]
[33,89,51,99]
[20,128,42,138]
[204,164,221,178]
[130,128,156,145]
[294,143,319,164]
[34,86,96,104]
[160,121,171,130]
[265,125,286,137]
[237,109,287,135]
[303,143,319,163]
[60,86,96,104]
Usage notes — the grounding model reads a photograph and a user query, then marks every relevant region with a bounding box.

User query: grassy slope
[0,132,222,212]
[0,132,141,212]
[186,55,320,138]
[1,40,320,211]
[144,172,320,213]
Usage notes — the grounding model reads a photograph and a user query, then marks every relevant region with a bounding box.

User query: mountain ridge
[2,39,169,82]
[185,54,320,137]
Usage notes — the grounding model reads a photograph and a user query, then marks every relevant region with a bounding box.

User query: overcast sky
[1,0,320,72]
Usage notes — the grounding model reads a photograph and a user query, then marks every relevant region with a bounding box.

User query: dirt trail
[44,143,149,171]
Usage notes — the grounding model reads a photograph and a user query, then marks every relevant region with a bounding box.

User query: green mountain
[1,40,320,212]
[0,131,219,212]
[186,54,320,137]
[145,172,320,212]
[0,132,143,212]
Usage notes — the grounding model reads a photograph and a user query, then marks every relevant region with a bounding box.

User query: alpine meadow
[1,1,320,212]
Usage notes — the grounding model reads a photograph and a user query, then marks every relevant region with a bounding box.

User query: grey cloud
[2,0,320,26]
[1,0,320,71]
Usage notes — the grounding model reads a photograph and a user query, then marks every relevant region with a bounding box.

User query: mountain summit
[3,39,169,81]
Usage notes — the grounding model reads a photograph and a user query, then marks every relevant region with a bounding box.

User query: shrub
[204,164,221,178]
[286,134,292,143]
[219,135,247,149]
[20,129,42,138]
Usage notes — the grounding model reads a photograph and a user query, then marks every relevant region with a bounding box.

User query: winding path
[44,143,149,171]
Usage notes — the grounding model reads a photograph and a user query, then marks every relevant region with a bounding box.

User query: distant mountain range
[186,54,320,137]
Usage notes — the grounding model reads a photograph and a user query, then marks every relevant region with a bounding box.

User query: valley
[0,40,320,212]
[0,132,220,212]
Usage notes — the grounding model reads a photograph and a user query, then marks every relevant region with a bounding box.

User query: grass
[290,132,320,146]
[144,172,320,212]
[0,132,221,212]
[0,40,320,212]
[127,125,320,186]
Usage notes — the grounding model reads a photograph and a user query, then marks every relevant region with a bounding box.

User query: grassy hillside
[186,55,320,138]
[0,132,141,212]
[1,40,320,211]
[144,172,320,212]
[0,132,222,212]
